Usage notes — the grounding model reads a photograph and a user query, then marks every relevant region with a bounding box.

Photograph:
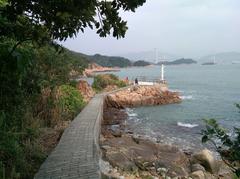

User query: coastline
[83,63,120,77]
[100,85,232,178]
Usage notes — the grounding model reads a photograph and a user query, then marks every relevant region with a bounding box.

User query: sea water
[111,64,240,150]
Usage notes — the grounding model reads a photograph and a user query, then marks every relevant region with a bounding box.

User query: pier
[132,76,167,85]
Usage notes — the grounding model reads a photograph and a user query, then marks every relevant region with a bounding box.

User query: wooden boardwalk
[35,94,103,179]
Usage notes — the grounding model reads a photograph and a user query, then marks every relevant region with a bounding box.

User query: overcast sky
[62,0,240,58]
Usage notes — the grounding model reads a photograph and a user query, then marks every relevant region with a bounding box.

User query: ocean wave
[177,122,198,128]
[128,117,140,122]
[180,95,193,100]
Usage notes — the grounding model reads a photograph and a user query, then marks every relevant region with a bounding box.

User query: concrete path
[35,94,103,179]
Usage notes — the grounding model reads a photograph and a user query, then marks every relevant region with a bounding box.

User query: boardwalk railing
[132,76,167,84]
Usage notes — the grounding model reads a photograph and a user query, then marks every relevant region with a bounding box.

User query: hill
[65,50,132,68]
[87,54,132,67]
[158,58,197,65]
[132,60,151,66]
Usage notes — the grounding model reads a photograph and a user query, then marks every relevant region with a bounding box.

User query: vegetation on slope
[63,51,132,68]
[0,41,88,178]
[0,0,145,178]
[88,54,132,68]
[92,74,127,91]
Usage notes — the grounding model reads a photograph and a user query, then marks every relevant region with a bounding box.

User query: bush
[57,85,86,121]
[0,39,88,178]
[92,74,127,91]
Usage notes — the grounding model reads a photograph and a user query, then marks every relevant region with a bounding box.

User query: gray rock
[191,149,219,174]
[190,170,205,179]
[112,130,122,137]
[191,164,206,172]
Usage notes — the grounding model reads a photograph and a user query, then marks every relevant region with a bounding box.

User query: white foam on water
[177,122,199,128]
[125,108,133,112]
[180,95,193,100]
[128,113,138,117]
[170,89,184,93]
[128,117,140,122]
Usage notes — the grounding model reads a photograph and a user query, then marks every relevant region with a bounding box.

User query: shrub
[57,85,86,121]
[0,39,88,178]
[92,74,127,91]
[201,104,240,177]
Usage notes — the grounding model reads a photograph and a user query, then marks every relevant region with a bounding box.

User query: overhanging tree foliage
[1,0,146,42]
[0,0,146,178]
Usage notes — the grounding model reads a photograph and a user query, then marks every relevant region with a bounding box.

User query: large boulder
[101,136,190,177]
[105,150,138,171]
[155,145,190,177]
[191,149,219,174]
[191,163,206,172]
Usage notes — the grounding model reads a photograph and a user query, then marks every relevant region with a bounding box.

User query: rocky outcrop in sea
[100,85,233,179]
[105,85,181,108]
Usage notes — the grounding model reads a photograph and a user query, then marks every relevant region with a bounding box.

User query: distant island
[158,58,197,65]
[132,60,151,67]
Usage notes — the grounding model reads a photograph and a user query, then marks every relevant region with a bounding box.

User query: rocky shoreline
[105,84,180,108]
[100,85,232,179]
[83,63,120,77]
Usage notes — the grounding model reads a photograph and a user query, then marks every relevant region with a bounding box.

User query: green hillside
[65,50,132,68]
[87,54,132,67]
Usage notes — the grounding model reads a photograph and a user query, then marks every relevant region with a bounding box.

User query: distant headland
[158,58,197,65]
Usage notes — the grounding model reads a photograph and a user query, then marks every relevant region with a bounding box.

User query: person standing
[135,78,138,85]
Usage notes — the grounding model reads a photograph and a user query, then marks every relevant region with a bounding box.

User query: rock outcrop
[83,63,120,77]
[190,170,205,179]
[191,149,219,174]
[105,85,181,108]
[100,87,233,179]
[76,80,95,102]
[101,135,191,178]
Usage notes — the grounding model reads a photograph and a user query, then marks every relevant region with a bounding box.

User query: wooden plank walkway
[35,94,103,179]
